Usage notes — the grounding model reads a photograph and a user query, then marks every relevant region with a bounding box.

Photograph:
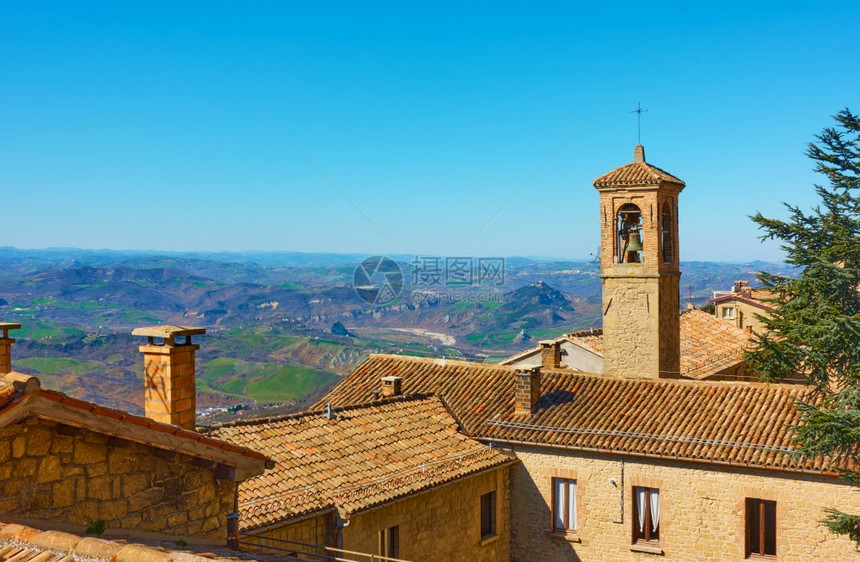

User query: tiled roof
[316,354,844,475]
[499,329,603,367]
[0,373,271,479]
[711,291,775,311]
[0,521,263,561]
[501,311,749,380]
[317,357,513,435]
[679,309,752,379]
[209,395,515,531]
[593,161,685,188]
[566,329,604,353]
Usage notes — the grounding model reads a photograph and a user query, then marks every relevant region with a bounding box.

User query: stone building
[314,145,860,560]
[0,322,272,542]
[316,354,859,560]
[208,393,516,562]
[711,280,774,335]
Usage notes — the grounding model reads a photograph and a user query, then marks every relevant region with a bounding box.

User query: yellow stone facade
[343,466,510,562]
[251,465,512,562]
[507,444,860,561]
[0,417,235,539]
[714,299,771,335]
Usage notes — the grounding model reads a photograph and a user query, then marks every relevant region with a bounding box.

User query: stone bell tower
[593,144,685,378]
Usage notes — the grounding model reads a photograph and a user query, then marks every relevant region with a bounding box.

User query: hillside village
[0,144,857,561]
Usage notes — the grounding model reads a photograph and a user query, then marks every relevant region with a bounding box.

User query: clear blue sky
[2,2,857,261]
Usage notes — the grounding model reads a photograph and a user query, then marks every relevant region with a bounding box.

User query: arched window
[616,204,643,264]
[661,204,673,263]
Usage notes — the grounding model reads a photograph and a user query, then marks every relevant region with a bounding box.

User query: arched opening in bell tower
[616,203,643,264]
[661,204,674,264]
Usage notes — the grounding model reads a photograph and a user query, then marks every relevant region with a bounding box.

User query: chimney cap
[381,376,402,382]
[132,325,206,339]
[0,323,21,331]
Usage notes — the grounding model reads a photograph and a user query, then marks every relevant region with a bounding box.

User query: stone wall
[342,465,511,562]
[508,443,860,561]
[0,417,235,539]
[252,512,332,554]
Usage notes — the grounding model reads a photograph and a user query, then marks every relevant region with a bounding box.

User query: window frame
[480,491,497,540]
[378,525,399,558]
[632,486,660,544]
[745,498,776,558]
[551,477,577,533]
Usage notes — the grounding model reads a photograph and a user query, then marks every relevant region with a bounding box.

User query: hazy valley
[0,247,792,418]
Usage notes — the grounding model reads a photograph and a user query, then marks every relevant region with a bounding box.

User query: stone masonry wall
[253,512,332,553]
[508,444,860,561]
[343,465,511,562]
[602,275,661,378]
[0,418,235,539]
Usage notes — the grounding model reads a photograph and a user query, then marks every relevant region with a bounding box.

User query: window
[378,525,399,558]
[480,491,496,539]
[552,478,577,532]
[746,498,776,557]
[660,204,674,264]
[722,306,736,319]
[632,487,660,543]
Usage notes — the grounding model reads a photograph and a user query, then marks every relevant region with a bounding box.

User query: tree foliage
[745,108,860,544]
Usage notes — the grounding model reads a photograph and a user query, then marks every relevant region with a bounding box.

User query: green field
[15,357,102,375]
[200,357,339,403]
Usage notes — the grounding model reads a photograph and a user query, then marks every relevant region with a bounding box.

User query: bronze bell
[626,228,643,253]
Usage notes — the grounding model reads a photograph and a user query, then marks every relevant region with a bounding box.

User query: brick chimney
[132,325,205,430]
[514,367,541,415]
[0,323,21,375]
[539,340,562,370]
[380,376,402,397]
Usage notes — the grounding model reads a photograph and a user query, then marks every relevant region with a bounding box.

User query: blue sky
[1,2,857,261]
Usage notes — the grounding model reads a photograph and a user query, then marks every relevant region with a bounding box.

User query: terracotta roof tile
[504,311,750,379]
[0,521,265,561]
[593,161,685,188]
[679,309,752,379]
[209,395,515,531]
[316,354,845,476]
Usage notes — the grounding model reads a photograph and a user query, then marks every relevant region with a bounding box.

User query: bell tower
[593,144,685,378]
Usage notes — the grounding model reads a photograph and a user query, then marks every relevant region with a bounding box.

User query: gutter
[479,436,843,479]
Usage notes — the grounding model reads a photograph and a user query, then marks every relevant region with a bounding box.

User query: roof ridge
[207,393,444,429]
[369,353,514,370]
[20,389,272,465]
[541,368,806,390]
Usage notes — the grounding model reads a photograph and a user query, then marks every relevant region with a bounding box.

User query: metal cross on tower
[631,102,648,144]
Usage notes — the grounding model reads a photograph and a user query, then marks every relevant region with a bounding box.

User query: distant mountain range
[0,247,796,418]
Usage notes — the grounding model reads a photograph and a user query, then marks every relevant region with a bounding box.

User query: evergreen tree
[746,108,860,544]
